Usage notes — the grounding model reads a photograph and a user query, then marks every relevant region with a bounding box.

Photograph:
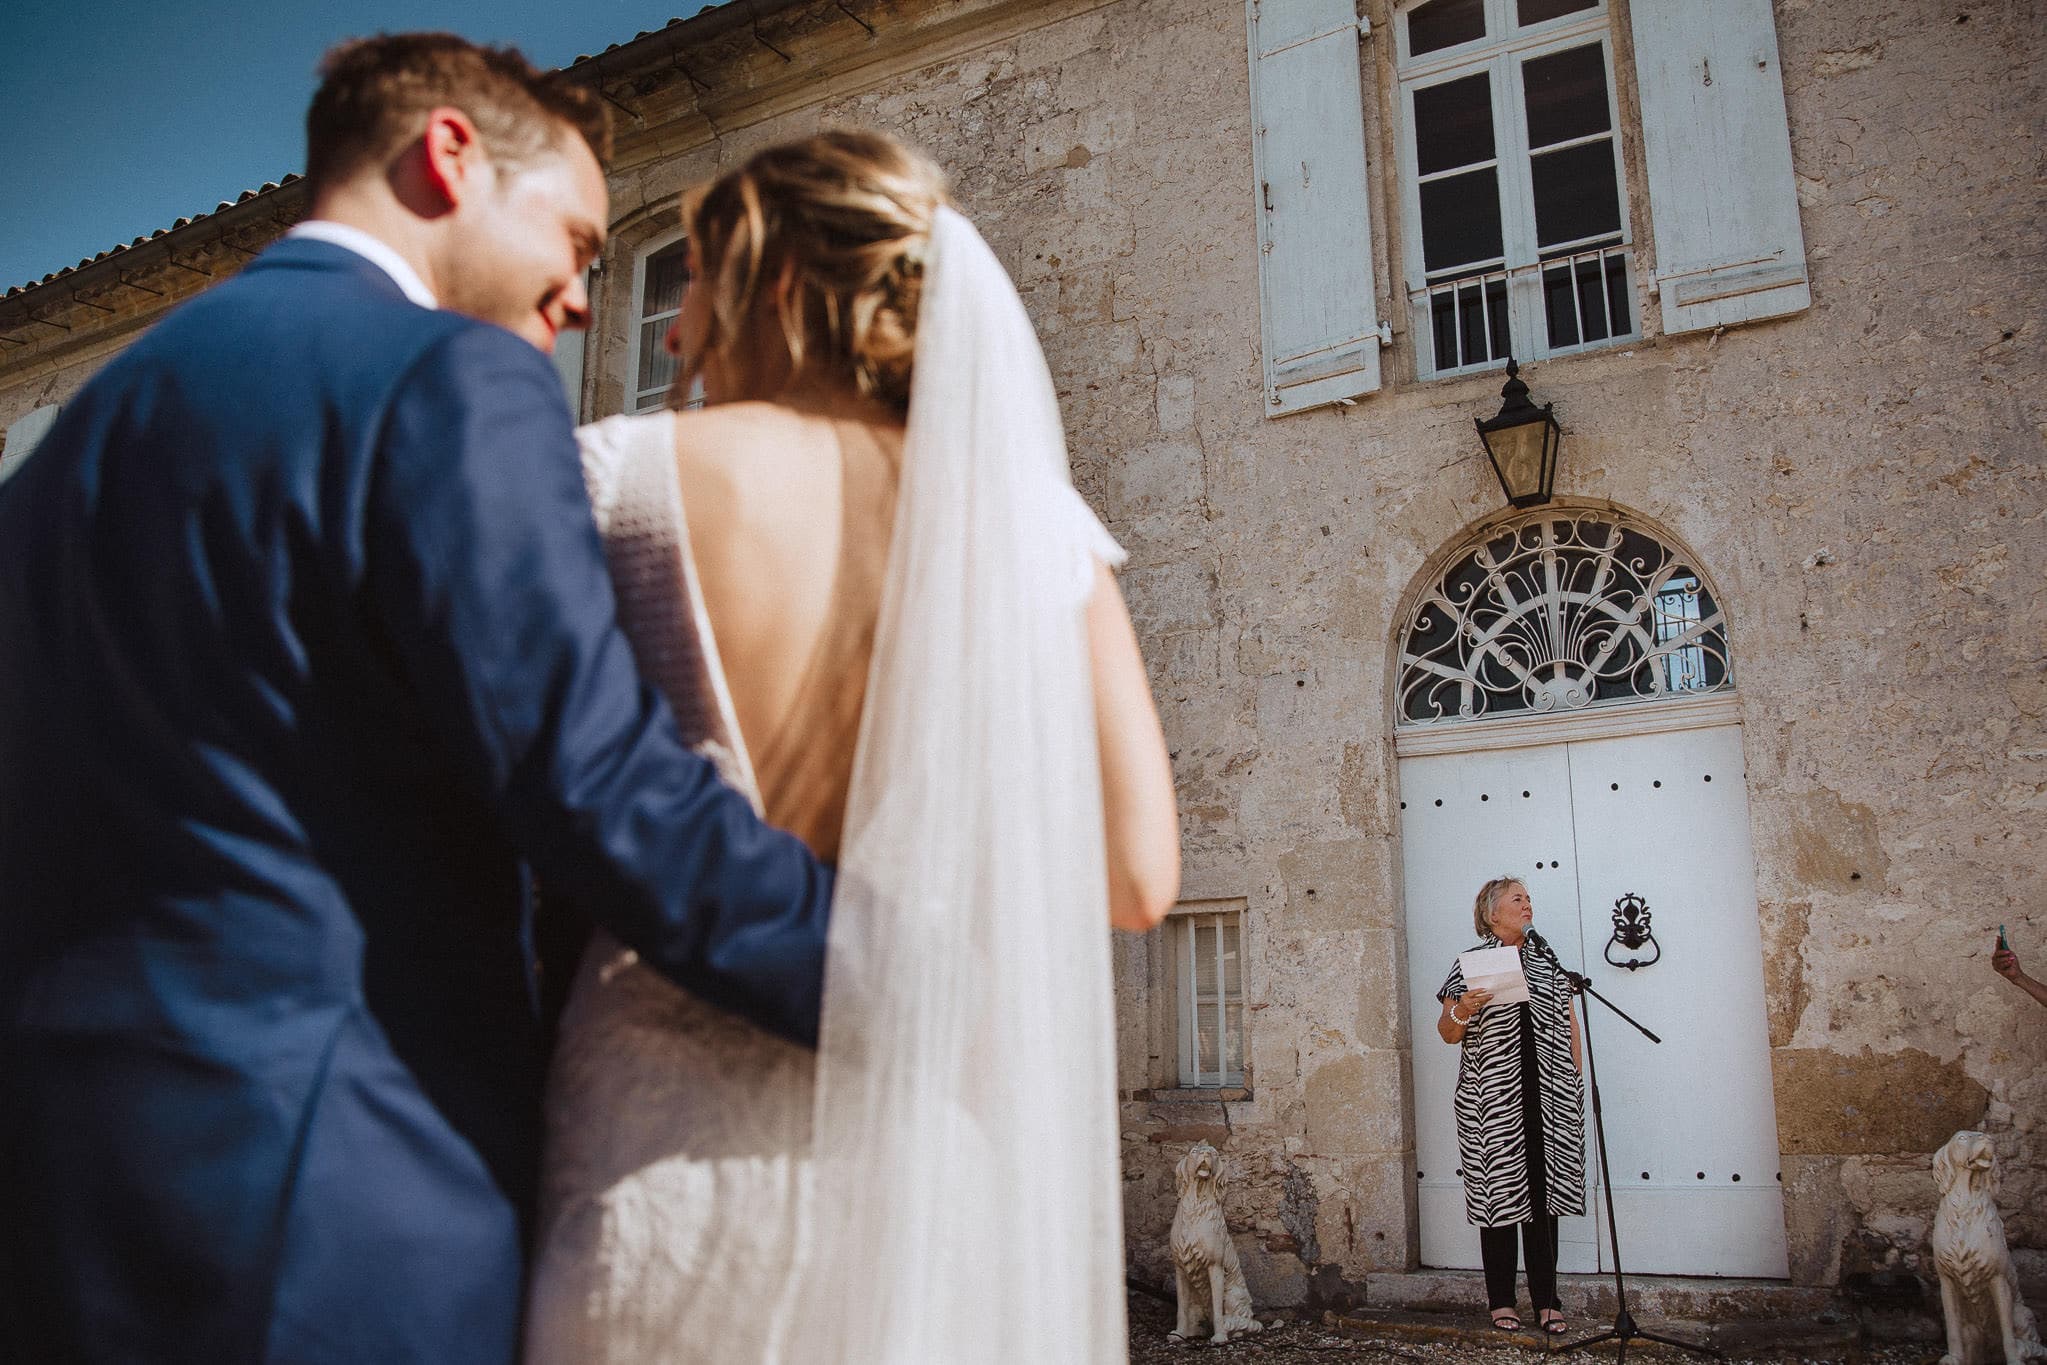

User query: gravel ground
[1124,1289,1941,1364]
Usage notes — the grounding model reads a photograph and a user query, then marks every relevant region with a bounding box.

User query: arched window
[1396,507,1732,727]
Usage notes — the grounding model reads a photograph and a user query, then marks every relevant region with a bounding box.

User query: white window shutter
[1247,0,1384,417]
[552,326,588,420]
[551,268,592,419]
[1631,0,1811,335]
[1,404,60,484]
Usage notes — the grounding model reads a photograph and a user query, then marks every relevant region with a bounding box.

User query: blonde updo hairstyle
[1471,876,1525,939]
[677,129,948,416]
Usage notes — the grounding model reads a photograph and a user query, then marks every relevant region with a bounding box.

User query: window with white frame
[1395,0,1637,379]
[625,232,692,414]
[1175,909,1246,1088]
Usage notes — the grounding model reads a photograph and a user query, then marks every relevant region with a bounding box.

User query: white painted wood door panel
[1561,725,1788,1277]
[1400,743,1597,1273]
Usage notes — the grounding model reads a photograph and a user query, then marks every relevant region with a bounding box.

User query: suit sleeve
[364,323,831,1045]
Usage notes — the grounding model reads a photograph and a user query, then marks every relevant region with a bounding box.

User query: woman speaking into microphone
[1435,877,1585,1336]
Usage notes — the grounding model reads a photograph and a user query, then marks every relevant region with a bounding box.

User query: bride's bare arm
[1086,561,1179,931]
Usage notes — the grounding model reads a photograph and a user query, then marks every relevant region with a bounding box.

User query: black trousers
[1481,1214,1559,1312]
[1479,1002,1560,1313]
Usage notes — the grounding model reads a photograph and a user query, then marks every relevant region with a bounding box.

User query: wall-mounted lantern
[1475,358,1562,508]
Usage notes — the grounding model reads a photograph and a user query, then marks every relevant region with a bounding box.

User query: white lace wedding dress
[523,409,818,1365]
[525,208,1130,1365]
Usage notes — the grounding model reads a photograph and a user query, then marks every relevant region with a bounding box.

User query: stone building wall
[3,0,2039,1315]
[584,0,2035,1308]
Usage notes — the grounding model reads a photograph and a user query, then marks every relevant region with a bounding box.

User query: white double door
[1401,719,1788,1278]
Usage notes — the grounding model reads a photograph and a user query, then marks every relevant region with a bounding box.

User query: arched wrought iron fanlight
[1396,508,1734,728]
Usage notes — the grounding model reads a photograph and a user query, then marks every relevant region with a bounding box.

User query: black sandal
[1539,1308,1567,1335]
[1490,1309,1523,1332]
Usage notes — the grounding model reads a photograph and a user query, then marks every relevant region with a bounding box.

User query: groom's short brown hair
[305,33,612,191]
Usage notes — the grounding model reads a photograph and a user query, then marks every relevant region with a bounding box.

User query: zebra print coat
[1438,936,1585,1226]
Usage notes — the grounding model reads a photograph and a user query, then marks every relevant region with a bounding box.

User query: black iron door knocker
[1604,893,1661,970]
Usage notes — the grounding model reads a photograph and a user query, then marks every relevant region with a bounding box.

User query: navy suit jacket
[0,239,833,1363]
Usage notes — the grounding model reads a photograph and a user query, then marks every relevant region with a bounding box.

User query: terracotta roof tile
[6,175,303,300]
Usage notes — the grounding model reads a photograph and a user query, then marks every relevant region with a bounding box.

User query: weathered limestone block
[1776,1048,1991,1156]
[1302,1049,1403,1158]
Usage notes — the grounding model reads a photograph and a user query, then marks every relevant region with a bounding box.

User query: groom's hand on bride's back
[368,322,834,1046]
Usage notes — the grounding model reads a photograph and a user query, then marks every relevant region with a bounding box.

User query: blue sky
[0,0,714,291]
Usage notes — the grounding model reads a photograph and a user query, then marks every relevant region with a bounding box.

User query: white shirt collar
[285,221,438,309]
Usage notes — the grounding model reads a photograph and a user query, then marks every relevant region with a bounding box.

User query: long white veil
[782,207,1127,1362]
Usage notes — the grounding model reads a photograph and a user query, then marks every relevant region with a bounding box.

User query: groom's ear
[416,106,486,212]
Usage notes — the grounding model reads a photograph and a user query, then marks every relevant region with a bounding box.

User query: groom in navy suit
[0,35,830,1364]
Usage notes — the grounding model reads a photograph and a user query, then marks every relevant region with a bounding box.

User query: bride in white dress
[524,130,1180,1364]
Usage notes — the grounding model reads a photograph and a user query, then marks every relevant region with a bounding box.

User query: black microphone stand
[1522,932,1722,1362]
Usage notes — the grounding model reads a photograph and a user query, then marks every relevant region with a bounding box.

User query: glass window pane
[1420,167,1504,273]
[1603,252,1630,337]
[1530,140,1621,247]
[1543,262,1583,347]
[1475,278,1510,365]
[1457,283,1488,362]
[1408,0,1486,56]
[1431,291,1460,373]
[637,319,678,398]
[641,244,690,316]
[1656,577,1706,691]
[1182,912,1246,1087]
[1575,256,1612,342]
[1522,43,1611,148]
[1518,0,1597,24]
[1414,72,1496,176]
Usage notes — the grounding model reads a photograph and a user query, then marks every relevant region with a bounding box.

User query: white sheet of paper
[1458,946,1531,1006]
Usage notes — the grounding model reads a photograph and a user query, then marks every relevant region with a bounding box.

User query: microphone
[1520,927,1587,995]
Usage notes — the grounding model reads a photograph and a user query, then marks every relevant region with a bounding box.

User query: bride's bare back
[670,401,901,861]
